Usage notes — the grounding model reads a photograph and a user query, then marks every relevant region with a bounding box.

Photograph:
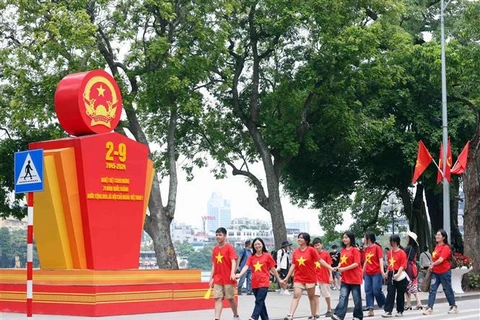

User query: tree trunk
[122,100,178,269]
[425,188,442,238]
[463,114,480,275]
[403,184,431,251]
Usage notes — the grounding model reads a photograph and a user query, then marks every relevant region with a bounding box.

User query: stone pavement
[1,290,478,320]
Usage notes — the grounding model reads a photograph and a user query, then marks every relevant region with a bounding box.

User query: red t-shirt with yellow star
[432,244,451,274]
[211,243,237,285]
[315,250,333,284]
[364,244,383,275]
[339,247,362,284]
[292,246,320,283]
[246,252,276,288]
[387,248,407,272]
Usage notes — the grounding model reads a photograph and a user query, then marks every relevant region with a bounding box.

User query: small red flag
[451,141,470,175]
[436,138,452,184]
[412,140,433,183]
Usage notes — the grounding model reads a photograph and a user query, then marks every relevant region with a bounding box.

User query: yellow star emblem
[339,254,348,266]
[315,261,321,269]
[253,261,263,272]
[215,252,224,263]
[389,256,396,267]
[297,256,307,266]
[432,251,437,259]
[97,85,106,97]
[365,252,374,264]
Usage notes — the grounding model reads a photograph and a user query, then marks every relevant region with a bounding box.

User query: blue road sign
[14,149,44,193]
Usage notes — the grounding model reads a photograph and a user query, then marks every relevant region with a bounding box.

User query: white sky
[162,163,326,235]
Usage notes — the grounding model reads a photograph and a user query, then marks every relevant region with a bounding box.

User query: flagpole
[441,0,451,238]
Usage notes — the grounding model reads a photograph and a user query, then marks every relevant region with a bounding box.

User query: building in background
[0,217,27,231]
[205,192,231,232]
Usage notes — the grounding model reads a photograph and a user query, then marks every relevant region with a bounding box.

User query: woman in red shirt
[382,234,408,318]
[282,232,333,320]
[422,229,458,315]
[237,237,282,320]
[362,232,386,317]
[331,231,363,320]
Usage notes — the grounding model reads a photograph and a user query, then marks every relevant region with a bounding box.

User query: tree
[281,1,478,255]
[199,0,405,249]
[0,0,219,269]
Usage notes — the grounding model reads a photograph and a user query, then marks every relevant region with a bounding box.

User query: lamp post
[440,0,451,238]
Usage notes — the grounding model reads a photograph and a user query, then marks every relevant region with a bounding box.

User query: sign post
[14,148,44,317]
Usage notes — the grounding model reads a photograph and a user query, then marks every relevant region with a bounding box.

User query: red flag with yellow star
[436,138,452,184]
[451,141,470,175]
[412,140,433,183]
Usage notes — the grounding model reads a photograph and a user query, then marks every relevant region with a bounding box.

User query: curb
[343,292,480,313]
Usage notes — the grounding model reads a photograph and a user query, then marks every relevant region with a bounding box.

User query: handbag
[420,269,432,292]
[394,270,408,281]
[450,249,458,269]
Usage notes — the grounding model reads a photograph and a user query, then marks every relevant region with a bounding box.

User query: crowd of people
[208,227,459,320]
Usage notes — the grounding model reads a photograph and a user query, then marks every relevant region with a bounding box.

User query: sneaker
[395,312,403,317]
[423,308,433,315]
[331,315,340,320]
[447,305,458,314]
[283,289,291,295]
[233,316,241,320]
[325,311,333,317]
[284,315,293,320]
[382,312,393,318]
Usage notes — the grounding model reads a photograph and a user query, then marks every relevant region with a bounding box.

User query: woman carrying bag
[422,229,458,316]
[403,232,424,310]
[381,234,408,318]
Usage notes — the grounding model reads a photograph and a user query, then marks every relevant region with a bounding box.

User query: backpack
[271,250,277,268]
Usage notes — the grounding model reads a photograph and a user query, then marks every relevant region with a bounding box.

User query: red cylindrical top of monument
[55,70,123,136]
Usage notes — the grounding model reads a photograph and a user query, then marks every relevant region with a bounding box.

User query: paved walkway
[1,289,478,320]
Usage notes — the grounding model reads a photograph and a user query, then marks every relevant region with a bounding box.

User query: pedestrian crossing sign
[14,149,44,193]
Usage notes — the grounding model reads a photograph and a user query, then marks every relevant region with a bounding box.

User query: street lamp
[383,197,402,234]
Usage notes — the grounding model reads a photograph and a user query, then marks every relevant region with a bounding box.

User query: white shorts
[314,283,331,297]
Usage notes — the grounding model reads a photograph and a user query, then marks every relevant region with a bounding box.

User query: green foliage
[0,227,39,268]
[467,272,479,290]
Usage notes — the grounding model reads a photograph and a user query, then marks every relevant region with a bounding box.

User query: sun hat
[407,231,419,245]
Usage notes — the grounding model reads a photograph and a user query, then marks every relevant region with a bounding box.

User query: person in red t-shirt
[331,231,363,320]
[382,234,408,318]
[362,232,386,317]
[281,232,333,320]
[312,237,334,318]
[209,227,240,320]
[236,237,282,320]
[423,229,458,316]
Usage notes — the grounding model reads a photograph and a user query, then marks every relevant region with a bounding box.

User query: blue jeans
[251,287,269,320]
[334,282,363,320]
[238,268,252,294]
[364,273,386,309]
[427,270,456,309]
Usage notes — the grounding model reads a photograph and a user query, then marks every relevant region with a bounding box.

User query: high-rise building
[205,192,231,232]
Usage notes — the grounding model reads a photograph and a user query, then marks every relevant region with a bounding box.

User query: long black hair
[436,229,449,245]
[364,231,376,244]
[251,237,268,253]
[342,231,356,248]
[298,232,311,246]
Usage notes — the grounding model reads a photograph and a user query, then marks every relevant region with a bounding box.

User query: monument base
[0,269,233,317]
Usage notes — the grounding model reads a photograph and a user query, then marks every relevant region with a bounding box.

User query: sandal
[416,305,424,310]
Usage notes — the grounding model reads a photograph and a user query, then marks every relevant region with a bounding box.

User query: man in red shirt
[313,237,334,318]
[209,227,240,320]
